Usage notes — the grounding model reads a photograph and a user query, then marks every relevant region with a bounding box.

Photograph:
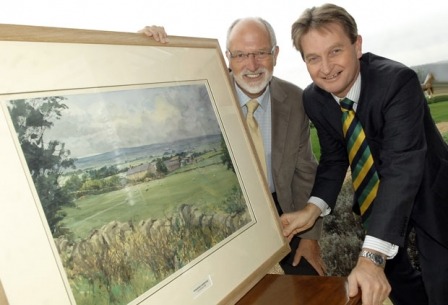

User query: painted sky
[40,84,220,158]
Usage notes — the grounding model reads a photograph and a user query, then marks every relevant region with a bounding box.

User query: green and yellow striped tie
[340,98,379,226]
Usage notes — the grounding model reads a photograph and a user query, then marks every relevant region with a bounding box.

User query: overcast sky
[2,0,448,88]
[39,84,220,158]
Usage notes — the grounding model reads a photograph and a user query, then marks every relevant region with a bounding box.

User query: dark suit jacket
[231,75,321,240]
[303,53,448,247]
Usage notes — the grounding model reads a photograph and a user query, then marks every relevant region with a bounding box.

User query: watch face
[374,255,384,265]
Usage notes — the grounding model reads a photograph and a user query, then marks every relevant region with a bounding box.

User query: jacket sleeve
[303,89,348,211]
[292,102,322,240]
[366,68,427,246]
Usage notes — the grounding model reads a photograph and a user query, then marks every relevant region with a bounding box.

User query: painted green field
[62,153,239,239]
[57,150,247,305]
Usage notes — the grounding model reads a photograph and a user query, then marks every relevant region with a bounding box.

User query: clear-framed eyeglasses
[227,46,276,63]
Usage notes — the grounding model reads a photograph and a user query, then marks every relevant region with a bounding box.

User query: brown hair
[291,3,358,59]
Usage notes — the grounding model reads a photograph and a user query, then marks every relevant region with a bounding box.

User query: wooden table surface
[236,274,361,305]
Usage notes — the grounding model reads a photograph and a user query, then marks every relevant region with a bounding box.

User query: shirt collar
[332,73,362,104]
[235,83,270,110]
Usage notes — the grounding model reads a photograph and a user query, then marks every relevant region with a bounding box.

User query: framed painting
[0,24,289,305]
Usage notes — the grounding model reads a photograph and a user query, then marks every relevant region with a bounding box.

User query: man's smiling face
[226,18,278,99]
[301,22,362,98]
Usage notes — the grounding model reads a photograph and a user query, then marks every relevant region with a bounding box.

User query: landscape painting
[6,82,252,305]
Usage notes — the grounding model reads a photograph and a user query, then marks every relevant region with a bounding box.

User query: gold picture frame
[0,24,289,305]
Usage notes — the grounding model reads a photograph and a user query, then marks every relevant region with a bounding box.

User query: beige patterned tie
[246,99,267,178]
[247,100,283,275]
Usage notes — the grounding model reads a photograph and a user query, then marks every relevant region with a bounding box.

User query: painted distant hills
[74,133,222,171]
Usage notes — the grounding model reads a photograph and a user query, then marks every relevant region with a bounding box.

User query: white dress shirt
[235,85,275,193]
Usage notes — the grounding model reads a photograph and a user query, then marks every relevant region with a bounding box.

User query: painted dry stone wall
[54,204,250,267]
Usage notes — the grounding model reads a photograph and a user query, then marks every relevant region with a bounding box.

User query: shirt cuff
[363,235,399,259]
[308,196,331,216]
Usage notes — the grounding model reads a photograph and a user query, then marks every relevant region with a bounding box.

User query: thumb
[281,216,297,236]
[282,225,295,239]
[347,277,359,298]
[280,218,292,236]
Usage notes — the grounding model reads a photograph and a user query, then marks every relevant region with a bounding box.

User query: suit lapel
[356,58,375,124]
[317,93,344,139]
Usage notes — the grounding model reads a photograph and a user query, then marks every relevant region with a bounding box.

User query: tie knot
[246,99,259,115]
[340,98,355,111]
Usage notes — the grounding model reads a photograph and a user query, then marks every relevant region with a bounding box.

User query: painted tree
[156,158,168,175]
[220,135,234,172]
[8,97,76,236]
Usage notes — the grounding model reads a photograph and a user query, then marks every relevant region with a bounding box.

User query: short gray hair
[226,17,277,50]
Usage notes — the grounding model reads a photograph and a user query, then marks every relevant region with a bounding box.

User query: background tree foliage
[320,181,363,276]
[321,178,420,276]
[8,97,76,236]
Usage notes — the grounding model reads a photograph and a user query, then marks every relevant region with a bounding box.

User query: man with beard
[141,18,325,276]
[224,17,325,276]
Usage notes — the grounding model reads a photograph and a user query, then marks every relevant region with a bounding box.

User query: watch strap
[359,250,386,268]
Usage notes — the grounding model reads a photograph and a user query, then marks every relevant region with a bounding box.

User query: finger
[309,259,325,276]
[138,26,169,43]
[321,259,327,275]
[138,26,154,36]
[285,233,294,243]
[155,29,168,43]
[282,220,300,237]
[282,225,293,237]
[347,276,359,298]
[292,254,302,267]
[151,32,161,42]
[160,35,169,43]
[361,291,375,305]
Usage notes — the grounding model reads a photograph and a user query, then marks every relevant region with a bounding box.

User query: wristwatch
[359,250,386,268]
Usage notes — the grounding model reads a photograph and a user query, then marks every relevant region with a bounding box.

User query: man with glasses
[140,18,325,276]
[225,17,325,276]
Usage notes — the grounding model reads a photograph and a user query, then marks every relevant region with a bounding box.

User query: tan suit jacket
[232,75,322,240]
[270,76,321,240]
